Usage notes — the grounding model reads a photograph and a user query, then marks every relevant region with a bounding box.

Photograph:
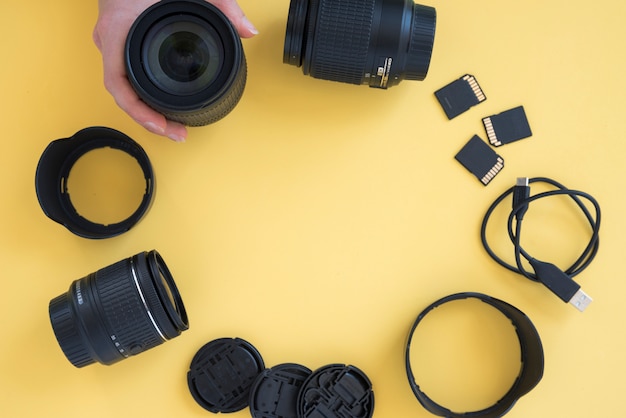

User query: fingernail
[144,121,165,135]
[168,133,186,143]
[242,16,259,35]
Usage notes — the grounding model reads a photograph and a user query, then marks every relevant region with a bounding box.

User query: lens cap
[249,363,312,418]
[35,126,154,239]
[187,338,265,413]
[298,364,375,418]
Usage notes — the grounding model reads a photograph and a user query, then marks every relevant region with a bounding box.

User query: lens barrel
[49,250,188,367]
[126,0,246,126]
[284,0,436,88]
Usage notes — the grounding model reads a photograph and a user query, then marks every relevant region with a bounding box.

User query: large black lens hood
[405,292,544,418]
[35,127,155,239]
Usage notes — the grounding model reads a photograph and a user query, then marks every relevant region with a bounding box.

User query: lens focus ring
[307,0,375,84]
[160,55,247,127]
[404,4,436,81]
[95,260,164,357]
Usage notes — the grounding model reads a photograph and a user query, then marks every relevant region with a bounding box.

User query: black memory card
[455,135,504,185]
[435,74,486,119]
[482,106,532,146]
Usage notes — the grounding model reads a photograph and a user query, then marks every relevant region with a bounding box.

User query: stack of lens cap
[187,338,374,418]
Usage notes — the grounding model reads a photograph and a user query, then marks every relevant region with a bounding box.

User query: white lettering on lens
[380,58,392,88]
[75,281,84,305]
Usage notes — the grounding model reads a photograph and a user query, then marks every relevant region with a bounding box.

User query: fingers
[102,53,188,142]
[107,74,188,142]
[209,0,259,37]
[95,7,188,142]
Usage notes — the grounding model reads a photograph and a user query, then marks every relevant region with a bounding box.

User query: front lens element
[145,21,222,96]
[160,31,211,82]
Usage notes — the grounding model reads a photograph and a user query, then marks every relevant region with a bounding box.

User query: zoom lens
[284,0,436,88]
[49,250,188,367]
[126,0,246,126]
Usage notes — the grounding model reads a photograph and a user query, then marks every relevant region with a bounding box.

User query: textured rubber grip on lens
[404,5,436,81]
[49,293,94,367]
[308,0,375,84]
[162,56,247,127]
[95,260,163,356]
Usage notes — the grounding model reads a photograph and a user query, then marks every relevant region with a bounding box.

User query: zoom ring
[404,5,436,81]
[162,58,247,127]
[95,260,163,357]
[49,293,94,367]
[308,0,375,84]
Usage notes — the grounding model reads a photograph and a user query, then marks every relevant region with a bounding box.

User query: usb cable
[480,177,601,312]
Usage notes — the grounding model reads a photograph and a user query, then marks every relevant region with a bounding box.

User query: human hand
[93,0,258,142]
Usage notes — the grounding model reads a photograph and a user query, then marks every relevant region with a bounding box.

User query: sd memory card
[435,74,486,119]
[455,135,504,185]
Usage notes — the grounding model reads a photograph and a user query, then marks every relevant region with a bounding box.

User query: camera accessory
[482,106,532,147]
[249,363,312,418]
[126,0,247,126]
[480,177,601,312]
[283,0,436,88]
[454,135,504,185]
[35,127,154,239]
[405,292,544,418]
[435,74,487,119]
[298,364,374,418]
[48,250,189,367]
[187,338,265,413]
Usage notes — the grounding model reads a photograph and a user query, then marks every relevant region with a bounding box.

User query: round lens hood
[405,292,544,417]
[35,126,155,239]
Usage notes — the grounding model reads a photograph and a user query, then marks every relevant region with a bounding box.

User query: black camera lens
[284,0,436,88]
[126,0,246,126]
[49,250,189,367]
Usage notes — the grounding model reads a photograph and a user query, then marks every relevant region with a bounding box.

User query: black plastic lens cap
[187,337,265,413]
[298,364,375,418]
[249,363,312,418]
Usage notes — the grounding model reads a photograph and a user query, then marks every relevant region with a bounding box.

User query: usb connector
[528,258,592,312]
[512,177,530,220]
[569,289,593,312]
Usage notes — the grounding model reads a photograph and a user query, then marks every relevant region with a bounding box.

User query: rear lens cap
[298,364,375,418]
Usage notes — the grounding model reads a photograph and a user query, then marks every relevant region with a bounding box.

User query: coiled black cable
[480,177,601,311]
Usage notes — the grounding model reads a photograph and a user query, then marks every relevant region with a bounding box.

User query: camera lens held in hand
[284,0,436,88]
[48,250,188,367]
[125,0,246,126]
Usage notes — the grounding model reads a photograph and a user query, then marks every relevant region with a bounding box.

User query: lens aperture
[145,20,221,96]
[160,32,210,83]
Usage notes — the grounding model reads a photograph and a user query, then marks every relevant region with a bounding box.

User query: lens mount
[35,127,154,239]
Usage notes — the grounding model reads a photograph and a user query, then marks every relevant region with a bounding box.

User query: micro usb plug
[528,258,592,312]
[512,177,530,220]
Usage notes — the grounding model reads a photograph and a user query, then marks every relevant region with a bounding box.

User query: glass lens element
[145,21,221,96]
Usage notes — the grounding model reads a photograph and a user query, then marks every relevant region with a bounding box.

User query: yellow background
[1,1,625,417]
